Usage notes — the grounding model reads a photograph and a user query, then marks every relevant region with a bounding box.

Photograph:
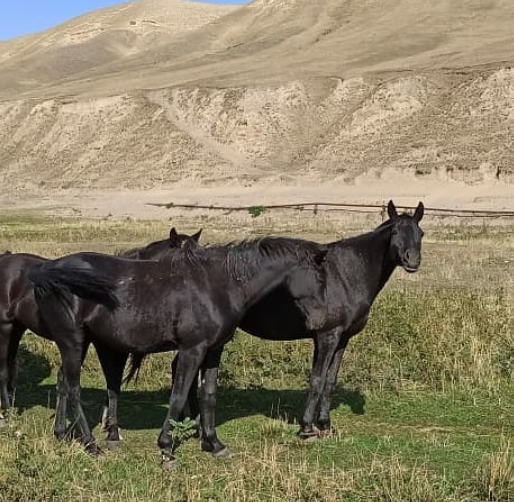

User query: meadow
[0,210,513,502]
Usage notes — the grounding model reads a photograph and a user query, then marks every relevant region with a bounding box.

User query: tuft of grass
[472,440,514,502]
[362,456,455,502]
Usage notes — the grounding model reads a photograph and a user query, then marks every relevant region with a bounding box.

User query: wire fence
[148,201,514,220]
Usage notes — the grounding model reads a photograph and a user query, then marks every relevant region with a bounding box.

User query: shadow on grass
[14,375,365,432]
[17,385,366,431]
[13,344,52,395]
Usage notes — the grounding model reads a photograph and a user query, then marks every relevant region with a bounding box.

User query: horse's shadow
[13,344,366,431]
[16,382,366,432]
[13,344,52,396]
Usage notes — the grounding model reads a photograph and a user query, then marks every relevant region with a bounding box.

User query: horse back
[80,253,232,353]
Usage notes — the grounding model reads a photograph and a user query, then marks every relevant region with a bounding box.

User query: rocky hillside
[1,0,513,190]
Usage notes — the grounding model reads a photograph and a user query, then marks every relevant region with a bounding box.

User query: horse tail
[28,264,119,319]
[123,352,146,385]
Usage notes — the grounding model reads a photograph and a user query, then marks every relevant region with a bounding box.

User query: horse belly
[88,306,176,354]
[240,305,311,341]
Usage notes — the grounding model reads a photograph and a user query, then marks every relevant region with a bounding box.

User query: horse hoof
[213,447,231,460]
[298,430,320,442]
[161,458,178,471]
[105,440,120,451]
[85,443,103,456]
[0,417,7,428]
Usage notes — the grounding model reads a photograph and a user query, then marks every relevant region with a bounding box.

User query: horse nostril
[405,250,411,261]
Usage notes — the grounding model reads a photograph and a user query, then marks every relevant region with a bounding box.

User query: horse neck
[228,250,296,309]
[337,224,397,301]
[139,241,169,260]
[121,239,170,260]
[364,224,397,297]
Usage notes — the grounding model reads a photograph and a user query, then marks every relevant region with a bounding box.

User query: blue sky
[0,0,247,41]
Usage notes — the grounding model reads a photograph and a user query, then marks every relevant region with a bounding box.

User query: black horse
[241,200,424,438]
[0,227,201,431]
[121,228,202,260]
[129,200,424,440]
[27,237,328,465]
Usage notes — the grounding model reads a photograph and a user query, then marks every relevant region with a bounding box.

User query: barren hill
[1,0,514,216]
[0,0,237,93]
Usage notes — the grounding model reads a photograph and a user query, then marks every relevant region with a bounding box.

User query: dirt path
[2,176,513,221]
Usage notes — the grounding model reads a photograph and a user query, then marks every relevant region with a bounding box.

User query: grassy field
[0,212,513,501]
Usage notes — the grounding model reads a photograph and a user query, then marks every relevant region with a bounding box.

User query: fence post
[380,204,386,221]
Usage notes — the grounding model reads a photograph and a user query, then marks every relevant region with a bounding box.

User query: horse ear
[413,202,424,223]
[314,249,328,266]
[169,227,179,243]
[387,200,399,221]
[192,229,202,242]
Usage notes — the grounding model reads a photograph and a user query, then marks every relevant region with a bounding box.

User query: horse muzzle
[401,251,421,273]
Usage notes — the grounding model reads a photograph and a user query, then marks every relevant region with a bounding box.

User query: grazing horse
[0,227,201,430]
[27,237,328,465]
[128,200,425,440]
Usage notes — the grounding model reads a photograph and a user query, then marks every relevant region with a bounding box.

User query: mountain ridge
[1,0,513,199]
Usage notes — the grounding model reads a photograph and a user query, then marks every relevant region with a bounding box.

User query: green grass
[1,215,514,501]
[2,371,513,501]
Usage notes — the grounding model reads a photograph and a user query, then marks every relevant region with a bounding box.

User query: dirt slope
[1,0,514,217]
[0,0,236,94]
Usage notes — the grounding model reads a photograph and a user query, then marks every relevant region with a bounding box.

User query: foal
[28,237,328,464]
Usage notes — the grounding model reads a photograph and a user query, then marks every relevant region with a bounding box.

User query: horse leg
[172,352,201,437]
[0,324,23,425]
[55,336,99,454]
[0,324,12,426]
[198,347,229,458]
[6,324,24,406]
[54,366,68,440]
[315,337,349,436]
[58,338,92,440]
[95,342,127,450]
[158,346,207,469]
[299,333,339,440]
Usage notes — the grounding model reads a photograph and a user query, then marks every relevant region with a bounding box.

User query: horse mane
[376,208,418,230]
[119,239,167,259]
[376,219,393,230]
[337,211,417,250]
[173,237,321,282]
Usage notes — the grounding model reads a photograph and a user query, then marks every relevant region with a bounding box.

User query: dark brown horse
[0,227,201,435]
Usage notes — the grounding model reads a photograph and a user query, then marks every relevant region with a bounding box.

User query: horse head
[387,200,425,273]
